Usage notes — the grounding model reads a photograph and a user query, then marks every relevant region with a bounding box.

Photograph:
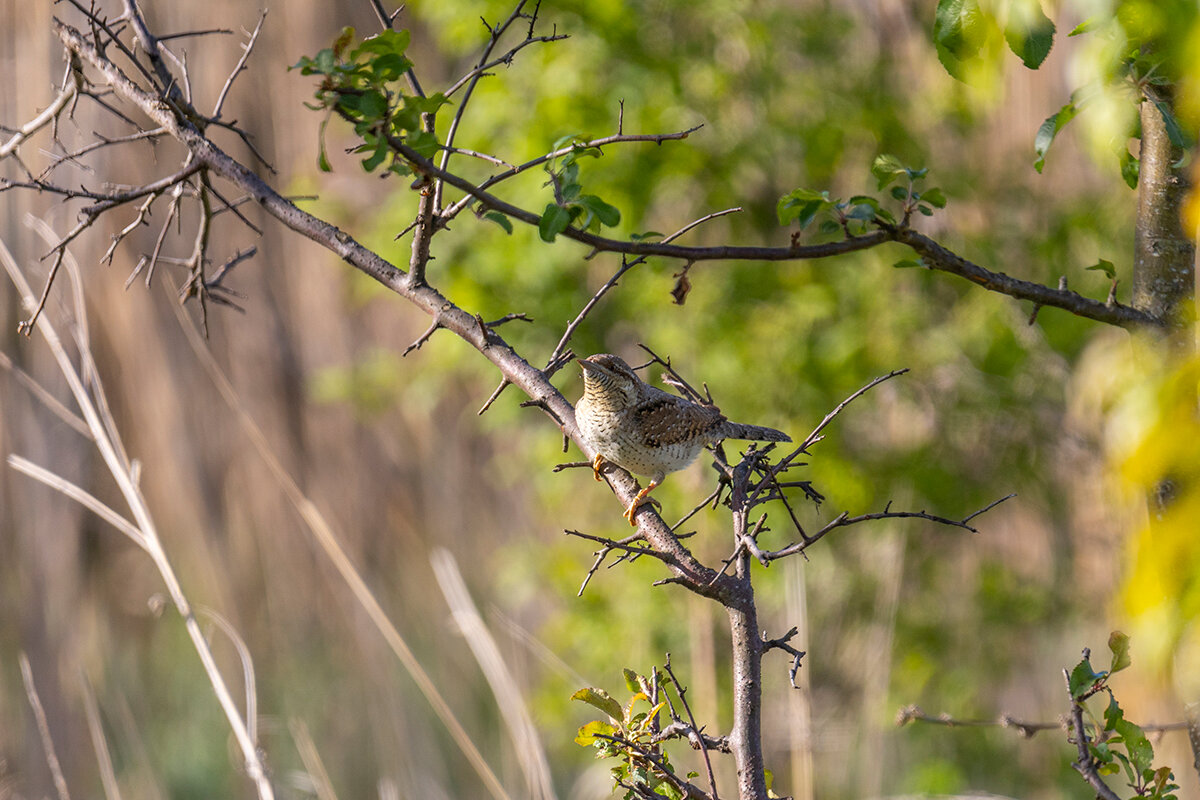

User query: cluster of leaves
[1067,632,1179,800]
[534,136,622,242]
[572,669,692,800]
[933,0,1056,80]
[933,0,1194,184]
[777,154,946,243]
[292,27,449,173]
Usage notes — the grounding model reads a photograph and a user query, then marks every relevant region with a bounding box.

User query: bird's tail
[723,422,791,443]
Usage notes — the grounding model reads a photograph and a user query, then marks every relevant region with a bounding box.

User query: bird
[575,353,791,525]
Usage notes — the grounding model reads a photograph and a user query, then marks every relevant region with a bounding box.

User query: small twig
[896,704,1065,738]
[662,654,720,799]
[404,319,443,356]
[764,494,1015,562]
[761,628,806,689]
[20,653,72,800]
[211,11,267,120]
[478,378,511,415]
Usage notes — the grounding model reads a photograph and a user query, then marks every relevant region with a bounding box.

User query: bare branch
[211,11,267,120]
[763,494,1015,562]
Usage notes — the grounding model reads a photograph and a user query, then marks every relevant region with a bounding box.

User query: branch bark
[1133,92,1195,327]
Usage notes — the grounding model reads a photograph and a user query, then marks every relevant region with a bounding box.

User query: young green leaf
[893,259,924,269]
[578,195,621,228]
[933,0,992,81]
[1003,0,1055,69]
[539,204,571,242]
[1086,259,1116,279]
[1108,630,1132,673]
[921,187,948,208]
[361,135,388,171]
[571,687,623,721]
[1034,100,1079,173]
[1068,658,1103,698]
[316,116,332,172]
[871,154,908,189]
[482,210,513,234]
[574,719,617,746]
[1113,718,1154,775]
[1119,147,1139,189]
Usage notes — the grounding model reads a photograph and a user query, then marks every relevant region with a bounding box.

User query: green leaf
[1148,96,1191,149]
[622,668,640,694]
[482,211,512,234]
[571,687,623,721]
[539,204,572,242]
[818,219,842,234]
[1034,101,1079,173]
[361,135,388,172]
[1086,259,1116,279]
[351,29,411,60]
[778,189,833,228]
[314,48,336,75]
[630,231,664,242]
[574,719,617,746]
[358,89,388,120]
[890,186,909,201]
[578,195,621,227]
[893,259,924,269]
[1068,658,1103,698]
[560,182,582,202]
[407,130,439,160]
[917,204,934,216]
[1003,0,1055,69]
[933,0,989,80]
[1069,18,1098,36]
[1104,693,1124,730]
[921,187,948,208]
[369,53,413,82]
[1113,718,1154,775]
[871,154,908,189]
[316,116,332,172]
[1108,630,1132,673]
[1120,147,1139,189]
[416,92,451,115]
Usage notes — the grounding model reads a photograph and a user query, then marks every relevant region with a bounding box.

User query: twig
[764,494,1015,562]
[19,653,72,800]
[662,654,720,799]
[546,208,740,372]
[211,11,267,120]
[762,627,806,689]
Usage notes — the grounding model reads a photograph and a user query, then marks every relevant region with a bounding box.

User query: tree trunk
[1133,93,1195,326]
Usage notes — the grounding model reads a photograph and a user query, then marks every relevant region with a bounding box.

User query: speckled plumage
[575,353,791,524]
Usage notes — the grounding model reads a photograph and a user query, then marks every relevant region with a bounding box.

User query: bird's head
[579,354,640,409]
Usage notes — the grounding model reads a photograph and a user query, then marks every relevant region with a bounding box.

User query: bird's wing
[635,393,726,447]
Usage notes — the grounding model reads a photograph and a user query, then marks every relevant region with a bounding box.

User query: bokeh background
[2,1,1198,798]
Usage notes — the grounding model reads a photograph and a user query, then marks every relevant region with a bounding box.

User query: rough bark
[1133,94,1195,326]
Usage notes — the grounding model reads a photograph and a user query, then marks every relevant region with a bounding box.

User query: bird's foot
[623,484,662,526]
[590,453,608,482]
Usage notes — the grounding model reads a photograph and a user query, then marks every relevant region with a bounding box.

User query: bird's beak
[578,357,598,373]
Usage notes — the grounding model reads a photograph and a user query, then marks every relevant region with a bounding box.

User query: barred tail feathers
[721,422,791,443]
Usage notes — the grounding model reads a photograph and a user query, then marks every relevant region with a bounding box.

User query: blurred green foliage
[299,0,1193,797]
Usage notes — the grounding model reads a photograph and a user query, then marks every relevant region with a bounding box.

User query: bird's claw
[590,453,607,482]
[622,485,662,526]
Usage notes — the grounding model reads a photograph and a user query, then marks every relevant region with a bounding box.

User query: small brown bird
[575,354,791,525]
